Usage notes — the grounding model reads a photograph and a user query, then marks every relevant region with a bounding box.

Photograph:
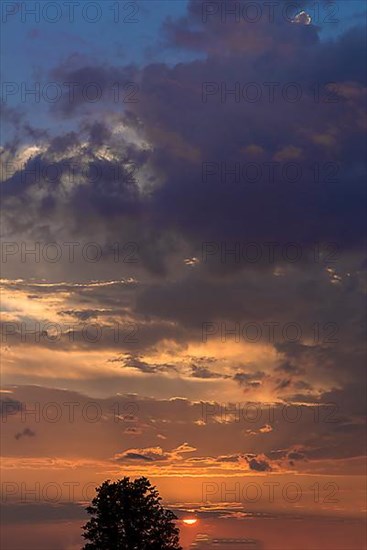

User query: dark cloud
[233,371,266,387]
[14,427,36,441]
[215,454,241,463]
[191,364,229,379]
[58,309,119,321]
[276,361,304,375]
[109,354,177,374]
[49,62,139,116]
[288,451,306,461]
[275,379,292,390]
[245,455,272,472]
[117,451,155,462]
[3,3,366,267]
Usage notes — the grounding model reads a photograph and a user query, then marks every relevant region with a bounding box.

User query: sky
[1,1,366,549]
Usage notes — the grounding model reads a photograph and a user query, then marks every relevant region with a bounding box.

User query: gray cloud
[14,427,36,440]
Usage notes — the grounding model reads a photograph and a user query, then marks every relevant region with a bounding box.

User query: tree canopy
[82,477,182,550]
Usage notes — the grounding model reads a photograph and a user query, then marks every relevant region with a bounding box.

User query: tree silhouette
[82,477,182,550]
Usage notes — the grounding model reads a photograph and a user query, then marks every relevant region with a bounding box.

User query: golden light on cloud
[292,11,312,25]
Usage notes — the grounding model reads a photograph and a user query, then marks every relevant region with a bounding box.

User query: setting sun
[182,519,198,526]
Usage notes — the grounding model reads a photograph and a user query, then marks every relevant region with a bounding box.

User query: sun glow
[182,518,198,525]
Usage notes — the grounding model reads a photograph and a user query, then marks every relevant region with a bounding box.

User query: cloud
[288,450,306,461]
[0,385,364,475]
[292,11,312,25]
[0,0,366,486]
[275,361,304,375]
[109,354,178,374]
[215,454,241,463]
[191,364,229,379]
[115,442,197,463]
[233,372,266,387]
[259,425,273,434]
[14,427,36,441]
[2,8,366,269]
[245,455,272,472]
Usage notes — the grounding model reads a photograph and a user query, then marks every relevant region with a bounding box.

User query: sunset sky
[1,1,366,548]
